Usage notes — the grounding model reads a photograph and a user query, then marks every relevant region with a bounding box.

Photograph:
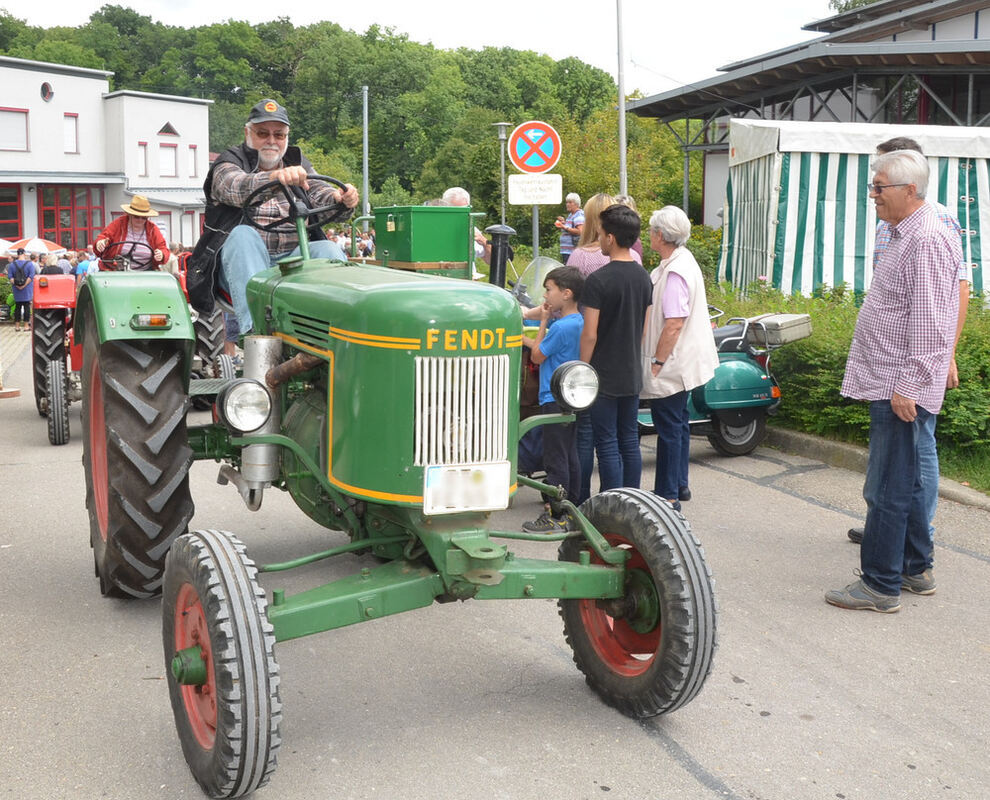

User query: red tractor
[30,244,231,445]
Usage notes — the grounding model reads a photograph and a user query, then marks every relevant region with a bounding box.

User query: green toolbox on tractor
[77,177,717,799]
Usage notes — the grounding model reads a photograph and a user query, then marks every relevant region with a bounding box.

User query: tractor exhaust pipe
[224,335,284,508]
[486,224,515,289]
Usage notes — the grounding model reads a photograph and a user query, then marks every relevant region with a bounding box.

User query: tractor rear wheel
[163,529,281,799]
[32,309,66,416]
[558,488,716,718]
[190,308,230,410]
[46,358,69,445]
[80,303,194,598]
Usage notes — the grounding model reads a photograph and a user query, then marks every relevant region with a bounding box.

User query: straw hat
[121,195,158,217]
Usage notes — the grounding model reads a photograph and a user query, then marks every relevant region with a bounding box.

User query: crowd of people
[521,192,717,533]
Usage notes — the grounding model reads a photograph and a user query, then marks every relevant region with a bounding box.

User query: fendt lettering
[425,327,514,351]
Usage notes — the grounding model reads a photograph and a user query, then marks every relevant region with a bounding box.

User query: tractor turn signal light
[129,313,172,330]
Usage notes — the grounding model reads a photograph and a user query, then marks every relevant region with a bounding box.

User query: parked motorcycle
[638,308,812,456]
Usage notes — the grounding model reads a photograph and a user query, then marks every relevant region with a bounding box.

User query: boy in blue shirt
[520,266,584,532]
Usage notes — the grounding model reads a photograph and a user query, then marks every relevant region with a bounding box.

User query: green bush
[707,283,990,462]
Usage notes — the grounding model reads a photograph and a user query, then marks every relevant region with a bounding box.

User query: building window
[138,141,148,177]
[188,144,198,178]
[181,210,195,246]
[63,113,79,154]
[0,107,29,151]
[158,122,179,136]
[40,82,54,102]
[159,143,178,177]
[38,185,105,250]
[0,184,22,239]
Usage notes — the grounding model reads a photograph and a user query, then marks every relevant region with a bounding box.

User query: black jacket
[186,142,348,314]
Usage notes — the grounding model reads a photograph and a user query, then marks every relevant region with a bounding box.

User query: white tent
[719,119,989,297]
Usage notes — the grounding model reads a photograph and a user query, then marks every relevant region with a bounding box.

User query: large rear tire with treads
[81,303,194,597]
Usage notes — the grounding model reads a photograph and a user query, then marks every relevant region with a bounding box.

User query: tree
[828,0,881,12]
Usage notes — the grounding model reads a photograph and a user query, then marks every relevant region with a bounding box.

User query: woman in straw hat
[94,195,168,270]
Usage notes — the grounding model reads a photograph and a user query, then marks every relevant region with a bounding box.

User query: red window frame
[0,106,30,152]
[38,185,105,250]
[159,142,178,177]
[138,141,148,177]
[0,183,22,239]
[64,112,79,154]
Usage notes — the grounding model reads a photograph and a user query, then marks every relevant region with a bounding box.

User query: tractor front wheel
[80,303,194,597]
[46,358,69,445]
[163,529,281,799]
[559,488,716,718]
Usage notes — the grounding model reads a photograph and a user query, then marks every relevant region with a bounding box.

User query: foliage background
[0,5,703,251]
[708,281,990,492]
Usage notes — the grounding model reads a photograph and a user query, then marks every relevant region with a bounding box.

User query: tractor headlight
[216,379,272,434]
[550,361,599,413]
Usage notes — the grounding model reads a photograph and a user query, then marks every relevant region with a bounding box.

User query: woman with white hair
[641,206,719,509]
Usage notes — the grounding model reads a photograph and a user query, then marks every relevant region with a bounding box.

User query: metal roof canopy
[628,39,990,125]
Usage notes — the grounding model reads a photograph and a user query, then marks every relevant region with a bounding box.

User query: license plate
[423,462,510,516]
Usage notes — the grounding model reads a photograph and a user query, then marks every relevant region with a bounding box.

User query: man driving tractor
[186,98,360,335]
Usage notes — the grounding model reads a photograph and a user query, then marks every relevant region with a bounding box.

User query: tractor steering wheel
[242,174,348,235]
[98,240,156,271]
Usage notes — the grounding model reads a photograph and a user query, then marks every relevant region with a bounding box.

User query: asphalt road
[1,341,988,800]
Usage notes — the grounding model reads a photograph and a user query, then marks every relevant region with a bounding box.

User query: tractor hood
[248,261,523,354]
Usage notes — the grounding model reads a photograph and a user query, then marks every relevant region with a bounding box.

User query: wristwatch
[651,358,664,367]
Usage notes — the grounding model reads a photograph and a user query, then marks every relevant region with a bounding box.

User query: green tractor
[77,178,717,798]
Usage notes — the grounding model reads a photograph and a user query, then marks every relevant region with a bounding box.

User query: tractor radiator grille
[414,355,509,466]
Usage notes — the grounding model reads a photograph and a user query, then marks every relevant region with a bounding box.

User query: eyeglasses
[251,129,288,141]
[867,183,909,194]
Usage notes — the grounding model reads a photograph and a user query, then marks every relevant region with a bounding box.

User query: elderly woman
[94,195,168,270]
[641,206,719,509]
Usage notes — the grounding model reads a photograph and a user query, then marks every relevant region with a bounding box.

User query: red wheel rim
[578,533,661,677]
[174,583,217,750]
[88,357,109,540]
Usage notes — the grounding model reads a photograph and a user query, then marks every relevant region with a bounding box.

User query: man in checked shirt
[826,149,961,613]
[187,99,360,335]
[845,137,970,547]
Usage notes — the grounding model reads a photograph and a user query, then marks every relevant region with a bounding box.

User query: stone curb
[765,426,990,512]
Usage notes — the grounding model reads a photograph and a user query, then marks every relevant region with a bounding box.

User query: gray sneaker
[847,527,864,544]
[902,569,936,595]
[825,578,901,613]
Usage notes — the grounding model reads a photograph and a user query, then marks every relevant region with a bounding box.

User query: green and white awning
[720,120,988,297]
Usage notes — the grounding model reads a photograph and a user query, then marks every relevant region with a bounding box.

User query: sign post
[506,120,563,260]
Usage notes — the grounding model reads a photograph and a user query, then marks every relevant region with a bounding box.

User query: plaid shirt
[874,201,969,281]
[842,203,961,414]
[211,160,352,257]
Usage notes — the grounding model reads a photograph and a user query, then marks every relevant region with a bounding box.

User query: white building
[0,55,210,250]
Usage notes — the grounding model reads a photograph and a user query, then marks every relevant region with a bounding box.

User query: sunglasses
[867,183,910,194]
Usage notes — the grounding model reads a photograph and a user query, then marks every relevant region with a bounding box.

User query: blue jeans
[650,391,690,501]
[860,401,934,595]
[219,224,347,334]
[589,395,641,492]
[918,413,939,543]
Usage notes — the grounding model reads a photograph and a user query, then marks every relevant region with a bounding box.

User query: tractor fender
[75,271,195,368]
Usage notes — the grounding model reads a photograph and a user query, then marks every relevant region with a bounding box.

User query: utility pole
[362,85,370,231]
[616,0,628,196]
